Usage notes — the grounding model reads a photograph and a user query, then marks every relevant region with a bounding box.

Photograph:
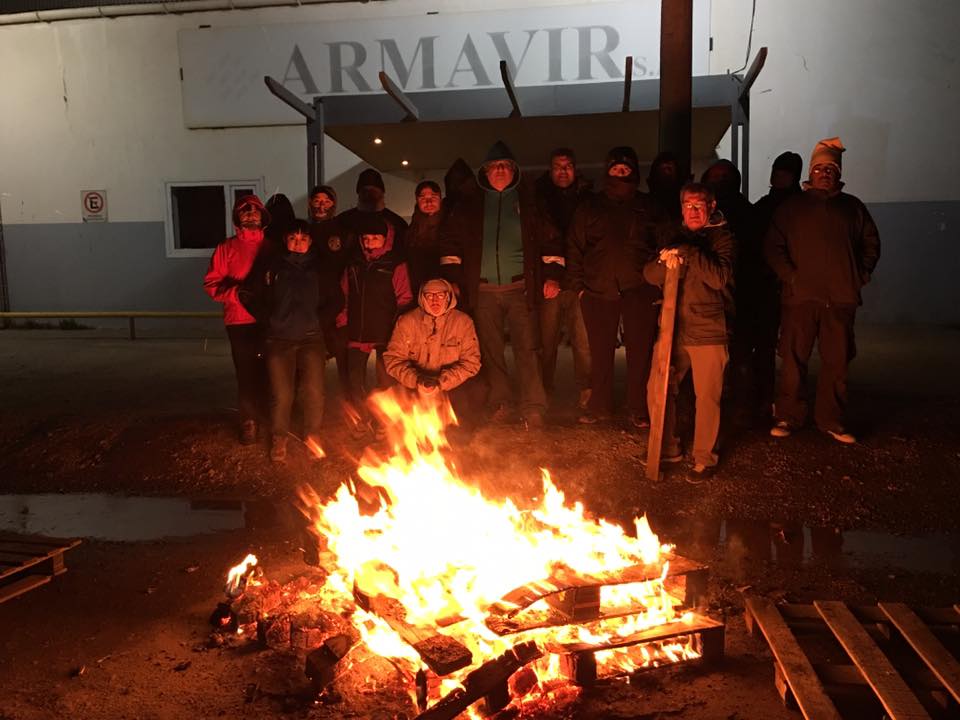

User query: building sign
[81,190,108,222]
[179,0,711,128]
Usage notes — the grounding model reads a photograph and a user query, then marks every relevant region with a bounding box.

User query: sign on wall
[81,190,108,222]
[178,0,711,128]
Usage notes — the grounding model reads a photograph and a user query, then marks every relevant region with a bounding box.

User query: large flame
[242,390,699,710]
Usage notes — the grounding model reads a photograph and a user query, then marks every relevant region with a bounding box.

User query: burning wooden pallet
[0,531,82,604]
[744,595,960,719]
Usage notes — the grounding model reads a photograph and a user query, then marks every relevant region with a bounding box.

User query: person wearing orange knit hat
[764,137,880,445]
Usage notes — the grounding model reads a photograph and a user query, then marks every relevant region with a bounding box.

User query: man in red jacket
[203,194,272,445]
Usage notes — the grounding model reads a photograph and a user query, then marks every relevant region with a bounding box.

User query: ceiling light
[373,137,383,145]
[401,160,409,167]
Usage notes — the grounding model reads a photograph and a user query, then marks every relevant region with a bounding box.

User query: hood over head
[478,141,520,192]
[232,194,271,229]
[444,158,479,202]
[265,193,295,234]
[419,277,457,316]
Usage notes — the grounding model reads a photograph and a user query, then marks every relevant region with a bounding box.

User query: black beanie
[356,168,385,193]
[772,151,803,181]
[355,212,388,237]
[606,146,639,177]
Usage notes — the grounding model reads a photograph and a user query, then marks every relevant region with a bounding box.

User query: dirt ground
[1,324,959,719]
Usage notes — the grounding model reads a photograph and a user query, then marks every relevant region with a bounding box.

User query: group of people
[203,135,880,475]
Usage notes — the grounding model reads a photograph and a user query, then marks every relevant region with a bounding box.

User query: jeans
[473,285,547,416]
[226,324,265,424]
[347,346,391,411]
[540,289,591,392]
[265,337,326,437]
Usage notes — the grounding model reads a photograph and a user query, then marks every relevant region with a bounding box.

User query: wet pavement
[0,494,274,541]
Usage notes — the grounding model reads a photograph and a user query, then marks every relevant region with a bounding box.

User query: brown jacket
[384,279,481,392]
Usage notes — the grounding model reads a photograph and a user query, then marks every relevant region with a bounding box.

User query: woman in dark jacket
[243,219,342,462]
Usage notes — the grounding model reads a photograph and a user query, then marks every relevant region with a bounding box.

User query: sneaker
[638,451,683,467]
[629,414,651,430]
[577,389,592,411]
[826,428,856,445]
[522,412,544,431]
[577,412,609,425]
[769,420,793,438]
[691,462,716,476]
[270,436,287,463]
[490,404,512,423]
[240,420,257,445]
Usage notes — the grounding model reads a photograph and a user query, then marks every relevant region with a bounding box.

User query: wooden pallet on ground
[744,594,960,720]
[0,532,82,603]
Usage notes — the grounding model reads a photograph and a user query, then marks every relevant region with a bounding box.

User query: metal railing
[0,311,220,340]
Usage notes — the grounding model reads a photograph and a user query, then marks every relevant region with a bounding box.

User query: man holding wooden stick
[644,183,736,478]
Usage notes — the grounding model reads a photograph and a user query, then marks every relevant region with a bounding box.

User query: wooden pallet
[744,595,960,720]
[0,532,82,604]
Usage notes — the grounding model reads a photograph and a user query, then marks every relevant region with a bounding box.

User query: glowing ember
[305,436,326,460]
[227,389,705,713]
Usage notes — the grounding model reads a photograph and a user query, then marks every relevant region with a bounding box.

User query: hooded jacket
[764,185,880,306]
[383,279,481,392]
[203,195,271,326]
[644,213,736,346]
[567,177,665,301]
[438,143,548,311]
[336,230,413,346]
[531,172,592,289]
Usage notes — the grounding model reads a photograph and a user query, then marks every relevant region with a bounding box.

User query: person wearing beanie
[203,194,272,445]
[738,151,804,424]
[765,137,881,444]
[384,277,484,427]
[406,179,444,295]
[335,166,409,267]
[532,148,593,410]
[567,145,665,428]
[336,211,412,437]
[438,140,548,430]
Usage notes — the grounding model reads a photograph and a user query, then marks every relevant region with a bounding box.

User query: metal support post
[307,97,325,194]
[659,0,693,179]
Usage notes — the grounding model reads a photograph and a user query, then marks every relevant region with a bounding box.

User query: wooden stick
[646,264,680,481]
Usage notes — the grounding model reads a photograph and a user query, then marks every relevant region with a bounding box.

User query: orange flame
[225,553,258,597]
[305,436,326,460]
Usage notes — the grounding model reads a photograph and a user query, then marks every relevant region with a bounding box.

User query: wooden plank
[814,600,930,720]
[0,574,52,604]
[645,264,680,481]
[744,596,842,720]
[542,614,722,654]
[880,602,960,705]
[0,532,80,548]
[781,603,960,627]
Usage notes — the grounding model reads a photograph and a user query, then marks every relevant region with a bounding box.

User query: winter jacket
[531,172,592,290]
[567,179,665,301]
[406,209,443,293]
[438,145,550,312]
[241,249,342,342]
[384,279,481,392]
[644,215,736,346]
[336,206,409,264]
[203,196,271,326]
[764,186,880,307]
[336,234,413,346]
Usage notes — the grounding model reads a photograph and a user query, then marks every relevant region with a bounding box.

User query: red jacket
[204,227,267,326]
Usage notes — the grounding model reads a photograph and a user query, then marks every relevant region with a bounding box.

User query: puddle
[650,516,960,576]
[0,494,278,541]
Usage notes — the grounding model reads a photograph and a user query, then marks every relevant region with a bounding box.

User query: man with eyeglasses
[765,137,880,445]
[438,141,548,430]
[644,183,735,477]
[384,278,483,426]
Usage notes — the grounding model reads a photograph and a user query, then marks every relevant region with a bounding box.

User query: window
[164,180,263,258]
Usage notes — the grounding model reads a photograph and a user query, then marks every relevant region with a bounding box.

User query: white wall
[709,0,960,202]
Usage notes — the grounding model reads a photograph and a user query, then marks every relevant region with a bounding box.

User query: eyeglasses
[811,165,839,176]
[423,292,449,301]
[682,202,708,211]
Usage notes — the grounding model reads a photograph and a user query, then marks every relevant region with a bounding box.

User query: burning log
[415,641,542,720]
[354,585,473,676]
[304,633,355,693]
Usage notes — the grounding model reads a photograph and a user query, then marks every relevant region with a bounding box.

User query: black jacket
[531,172,591,290]
[241,249,342,342]
[764,186,880,306]
[567,180,665,301]
[644,216,736,346]
[406,209,443,293]
[343,245,410,346]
